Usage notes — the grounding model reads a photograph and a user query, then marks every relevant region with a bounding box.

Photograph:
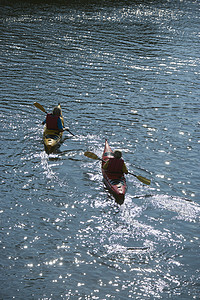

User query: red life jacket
[46,114,59,130]
[106,158,124,179]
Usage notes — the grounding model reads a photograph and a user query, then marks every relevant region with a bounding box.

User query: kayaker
[42,106,67,132]
[103,150,128,179]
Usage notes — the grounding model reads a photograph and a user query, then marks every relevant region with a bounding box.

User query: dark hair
[53,107,61,116]
[114,150,122,159]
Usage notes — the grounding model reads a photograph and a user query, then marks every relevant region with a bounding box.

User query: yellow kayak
[43,104,64,154]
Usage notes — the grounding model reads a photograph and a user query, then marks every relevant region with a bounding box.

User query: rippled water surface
[0,1,200,299]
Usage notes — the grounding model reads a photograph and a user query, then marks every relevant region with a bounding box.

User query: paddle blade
[84,151,100,160]
[33,102,47,113]
[129,172,151,185]
[136,175,151,185]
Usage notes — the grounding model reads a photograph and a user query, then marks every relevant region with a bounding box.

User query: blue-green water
[0,1,200,299]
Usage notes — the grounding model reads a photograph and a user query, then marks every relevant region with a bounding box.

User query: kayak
[43,104,64,154]
[102,139,127,204]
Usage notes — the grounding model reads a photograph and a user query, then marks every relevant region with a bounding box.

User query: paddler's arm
[123,163,128,174]
[57,117,70,132]
[103,160,109,170]
[56,118,69,132]
[57,117,64,130]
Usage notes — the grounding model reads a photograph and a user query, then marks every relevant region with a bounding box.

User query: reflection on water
[0,0,200,299]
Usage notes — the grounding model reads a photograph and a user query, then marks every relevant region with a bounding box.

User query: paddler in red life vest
[42,106,66,132]
[103,150,128,179]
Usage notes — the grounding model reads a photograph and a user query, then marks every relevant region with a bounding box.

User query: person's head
[52,107,61,116]
[113,149,122,159]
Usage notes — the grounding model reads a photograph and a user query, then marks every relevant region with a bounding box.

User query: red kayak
[102,139,127,204]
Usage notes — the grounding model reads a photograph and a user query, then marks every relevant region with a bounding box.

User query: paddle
[127,172,151,185]
[33,102,76,136]
[33,102,47,114]
[84,151,151,185]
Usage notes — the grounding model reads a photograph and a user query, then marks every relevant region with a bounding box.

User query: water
[0,0,200,299]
